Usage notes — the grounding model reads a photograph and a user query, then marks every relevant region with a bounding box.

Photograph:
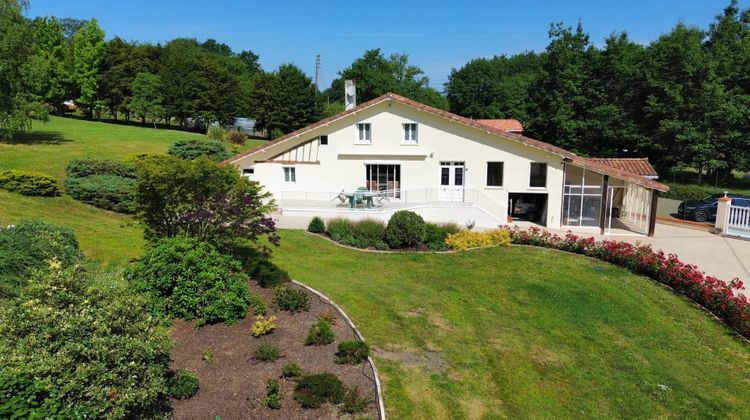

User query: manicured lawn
[0,116,264,180]
[0,190,143,265]
[0,116,265,264]
[272,230,750,419]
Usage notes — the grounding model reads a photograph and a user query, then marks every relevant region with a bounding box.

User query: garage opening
[509,193,547,226]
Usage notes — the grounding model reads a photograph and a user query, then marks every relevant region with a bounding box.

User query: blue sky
[27,0,749,89]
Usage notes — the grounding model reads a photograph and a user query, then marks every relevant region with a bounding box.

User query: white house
[226,92,668,236]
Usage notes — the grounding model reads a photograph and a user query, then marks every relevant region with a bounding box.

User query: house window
[403,123,418,143]
[356,123,371,143]
[530,163,547,188]
[366,164,400,198]
[486,162,504,187]
[283,167,296,183]
[320,135,328,145]
[242,168,254,178]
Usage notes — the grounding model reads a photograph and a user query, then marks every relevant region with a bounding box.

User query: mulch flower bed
[169,281,379,419]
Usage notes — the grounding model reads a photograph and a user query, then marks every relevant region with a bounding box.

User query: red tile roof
[587,158,659,178]
[476,119,524,132]
[225,92,668,192]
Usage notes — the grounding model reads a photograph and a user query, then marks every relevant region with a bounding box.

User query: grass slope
[0,191,143,265]
[0,116,263,180]
[0,116,265,263]
[272,230,750,419]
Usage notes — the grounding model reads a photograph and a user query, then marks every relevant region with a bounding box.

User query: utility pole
[314,54,320,89]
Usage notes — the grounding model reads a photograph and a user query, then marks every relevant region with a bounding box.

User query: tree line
[446,1,750,178]
[2,0,749,177]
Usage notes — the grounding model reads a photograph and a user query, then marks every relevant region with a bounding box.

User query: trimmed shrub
[342,386,370,414]
[351,219,386,248]
[335,340,370,365]
[0,221,81,297]
[294,373,344,409]
[281,363,302,379]
[127,237,250,324]
[385,210,426,248]
[0,170,59,196]
[249,293,267,315]
[0,266,172,418]
[308,216,325,233]
[274,286,311,312]
[445,229,512,250]
[252,315,277,337]
[326,217,353,242]
[64,174,136,213]
[251,259,290,288]
[425,222,462,251]
[226,131,247,145]
[264,378,282,409]
[207,124,226,141]
[169,138,232,161]
[169,370,199,399]
[662,182,750,201]
[305,320,335,345]
[65,158,136,178]
[255,342,282,362]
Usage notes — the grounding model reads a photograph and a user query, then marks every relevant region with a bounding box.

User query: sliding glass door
[366,164,401,198]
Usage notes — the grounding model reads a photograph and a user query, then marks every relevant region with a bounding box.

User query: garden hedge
[168,139,232,161]
[64,174,137,213]
[663,182,750,201]
[65,158,137,178]
[0,170,59,196]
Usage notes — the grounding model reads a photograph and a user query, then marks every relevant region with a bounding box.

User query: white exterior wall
[234,101,565,229]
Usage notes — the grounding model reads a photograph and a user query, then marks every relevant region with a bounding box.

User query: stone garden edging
[291,279,387,420]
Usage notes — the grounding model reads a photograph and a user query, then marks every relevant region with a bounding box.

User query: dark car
[677,193,750,222]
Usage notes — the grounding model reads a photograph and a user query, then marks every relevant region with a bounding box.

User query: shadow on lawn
[1,131,69,145]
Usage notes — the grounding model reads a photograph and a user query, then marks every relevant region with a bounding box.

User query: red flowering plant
[505,227,750,338]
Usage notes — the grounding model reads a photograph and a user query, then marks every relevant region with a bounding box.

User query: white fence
[726,204,750,239]
[277,187,508,228]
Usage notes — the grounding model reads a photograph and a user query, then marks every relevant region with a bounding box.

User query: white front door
[439,162,465,202]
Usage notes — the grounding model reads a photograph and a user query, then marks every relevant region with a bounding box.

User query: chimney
[345,80,356,110]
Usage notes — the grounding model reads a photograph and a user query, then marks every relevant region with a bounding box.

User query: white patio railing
[278,187,507,220]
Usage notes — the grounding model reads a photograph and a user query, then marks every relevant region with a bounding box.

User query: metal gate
[726,204,750,238]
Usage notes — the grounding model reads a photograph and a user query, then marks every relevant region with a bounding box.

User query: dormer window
[403,123,418,144]
[356,123,371,144]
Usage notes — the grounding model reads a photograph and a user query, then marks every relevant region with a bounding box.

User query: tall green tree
[29,16,68,113]
[249,64,322,134]
[0,0,48,139]
[128,72,164,126]
[526,22,594,153]
[70,18,105,118]
[445,52,541,120]
[325,49,448,109]
[703,0,750,177]
[641,24,718,175]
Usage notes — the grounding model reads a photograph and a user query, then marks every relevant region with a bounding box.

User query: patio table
[343,191,379,208]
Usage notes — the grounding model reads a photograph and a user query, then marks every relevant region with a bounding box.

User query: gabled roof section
[224,92,668,192]
[587,158,658,179]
